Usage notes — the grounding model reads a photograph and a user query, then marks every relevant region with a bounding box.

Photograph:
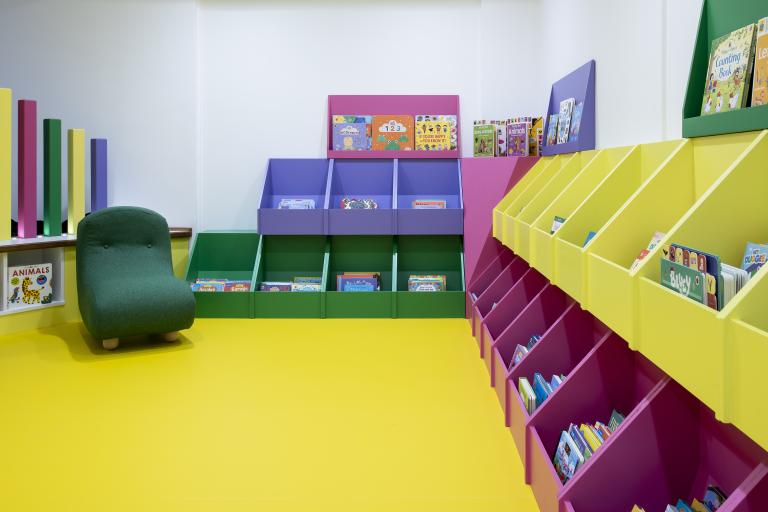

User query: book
[532,373,550,405]
[291,282,322,292]
[701,23,757,115]
[690,500,710,512]
[608,409,625,432]
[191,279,226,292]
[553,430,583,483]
[556,98,575,144]
[545,114,559,146]
[550,216,566,235]
[473,121,496,157]
[408,275,446,292]
[568,101,584,142]
[278,198,315,210]
[332,115,372,150]
[676,499,694,512]
[583,231,597,247]
[630,231,666,272]
[580,424,602,451]
[518,377,537,414]
[664,243,721,310]
[631,506,646,512]
[6,263,54,309]
[530,117,544,156]
[741,241,768,277]
[259,281,292,292]
[550,375,562,390]
[412,199,447,209]
[702,485,727,510]
[526,334,541,350]
[337,276,379,292]
[511,344,528,369]
[496,120,508,156]
[753,18,768,106]
[661,258,707,305]
[372,115,414,151]
[507,121,529,156]
[341,197,378,209]
[415,114,456,151]
[224,281,252,292]
[665,506,678,512]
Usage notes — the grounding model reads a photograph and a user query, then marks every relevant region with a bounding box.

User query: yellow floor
[0,318,538,511]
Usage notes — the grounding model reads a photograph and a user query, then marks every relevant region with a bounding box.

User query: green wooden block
[43,119,62,236]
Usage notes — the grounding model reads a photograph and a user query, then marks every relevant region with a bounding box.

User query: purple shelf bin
[541,60,596,157]
[258,159,330,235]
[472,257,529,354]
[327,159,395,235]
[506,308,610,460]
[468,249,517,337]
[480,269,548,382]
[396,159,463,234]
[525,334,665,512]
[560,378,768,512]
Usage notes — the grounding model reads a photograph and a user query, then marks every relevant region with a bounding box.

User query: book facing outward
[415,114,457,151]
[753,18,768,106]
[701,23,757,115]
[372,115,414,151]
[545,114,559,146]
[741,241,768,277]
[332,115,372,150]
[556,98,575,144]
[473,121,496,157]
[568,101,584,143]
[495,120,508,157]
[408,275,446,292]
[412,199,447,209]
[550,216,566,235]
[668,484,728,512]
[507,121,529,156]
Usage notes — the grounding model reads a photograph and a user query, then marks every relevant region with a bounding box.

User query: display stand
[541,60,596,157]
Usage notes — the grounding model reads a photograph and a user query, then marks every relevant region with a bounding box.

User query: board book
[6,263,54,309]
[545,114,559,146]
[473,121,496,157]
[372,115,414,151]
[701,23,757,115]
[568,101,583,142]
[414,114,457,151]
[741,241,768,276]
[332,115,372,151]
[507,121,529,156]
[753,17,768,106]
[556,98,575,144]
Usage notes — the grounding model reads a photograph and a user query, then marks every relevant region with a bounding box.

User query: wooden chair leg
[159,331,179,343]
[102,338,119,350]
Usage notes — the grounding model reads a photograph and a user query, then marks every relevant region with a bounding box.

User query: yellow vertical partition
[492,156,554,242]
[67,129,86,235]
[636,130,768,421]
[0,89,10,241]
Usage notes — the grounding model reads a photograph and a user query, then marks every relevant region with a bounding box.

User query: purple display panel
[90,138,108,212]
[468,249,517,337]
[396,159,463,234]
[327,159,395,235]
[560,378,767,512]
[471,258,529,350]
[17,100,37,238]
[327,95,460,159]
[506,307,610,463]
[479,269,549,378]
[525,334,665,512]
[541,60,596,157]
[258,159,330,235]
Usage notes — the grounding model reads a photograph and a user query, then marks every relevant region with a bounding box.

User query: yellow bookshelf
[492,156,555,242]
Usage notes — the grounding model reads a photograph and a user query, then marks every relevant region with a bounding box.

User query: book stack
[278,198,315,210]
[506,334,542,371]
[408,275,446,292]
[545,98,584,146]
[518,372,565,414]
[643,484,728,512]
[553,409,625,484]
[259,276,322,292]
[337,272,380,292]
[192,278,251,292]
[333,114,458,152]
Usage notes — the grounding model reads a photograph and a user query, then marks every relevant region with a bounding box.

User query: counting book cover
[372,115,414,151]
[701,23,756,115]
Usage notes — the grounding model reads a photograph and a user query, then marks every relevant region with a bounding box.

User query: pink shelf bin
[561,379,768,512]
[489,284,574,389]
[525,334,666,512]
[480,269,548,379]
[467,249,516,337]
[471,257,529,351]
[506,307,610,462]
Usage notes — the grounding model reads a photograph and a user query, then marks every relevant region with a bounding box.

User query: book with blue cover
[553,430,583,483]
[332,115,372,151]
[741,241,768,277]
[532,373,550,404]
[568,423,592,460]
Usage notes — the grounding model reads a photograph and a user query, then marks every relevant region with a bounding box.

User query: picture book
[753,18,768,106]
[507,121,529,156]
[6,263,53,309]
[701,23,757,115]
[553,430,583,484]
[473,121,496,157]
[702,485,727,510]
[583,231,597,247]
[630,231,666,272]
[530,117,544,156]
[741,241,768,277]
[372,115,414,151]
[545,114,559,146]
[661,258,707,305]
[291,277,322,292]
[415,114,456,151]
[408,275,446,292]
[568,101,584,143]
[690,500,710,512]
[526,334,541,350]
[532,373,551,405]
[556,98,575,144]
[224,281,252,292]
[665,243,721,310]
[412,199,447,209]
[332,115,372,151]
[259,281,293,292]
[511,344,528,368]
[278,198,316,210]
[496,120,508,156]
[579,424,602,451]
[550,215,566,235]
[341,197,378,209]
[665,505,677,512]
[337,272,380,292]
[608,409,625,432]
[568,424,592,460]
[550,375,562,390]
[631,506,646,512]
[676,499,694,512]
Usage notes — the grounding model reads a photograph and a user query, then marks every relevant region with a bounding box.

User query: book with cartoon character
[332,115,372,151]
[753,17,768,107]
[6,263,54,310]
[415,114,456,151]
[372,115,414,151]
[473,121,496,157]
[545,114,559,146]
[556,98,575,144]
[701,23,757,116]
[507,121,529,156]
[568,102,584,142]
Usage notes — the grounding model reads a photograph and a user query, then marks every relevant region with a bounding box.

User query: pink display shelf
[468,249,518,337]
[525,334,666,512]
[560,379,768,512]
[471,257,529,350]
[327,95,460,159]
[479,269,548,378]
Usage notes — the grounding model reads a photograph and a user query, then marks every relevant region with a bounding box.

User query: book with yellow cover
[580,424,602,452]
[752,17,768,106]
[701,23,756,115]
[415,115,456,151]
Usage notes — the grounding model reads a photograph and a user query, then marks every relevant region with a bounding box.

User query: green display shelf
[395,235,465,318]
[325,235,395,318]
[682,0,768,138]
[185,231,260,318]
[253,235,328,318]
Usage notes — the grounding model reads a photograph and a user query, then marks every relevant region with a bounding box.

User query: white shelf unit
[0,246,66,316]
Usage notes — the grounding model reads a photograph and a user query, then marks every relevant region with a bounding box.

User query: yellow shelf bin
[529,146,633,282]
[501,155,564,251]
[492,156,555,243]
[636,130,768,421]
[554,140,688,305]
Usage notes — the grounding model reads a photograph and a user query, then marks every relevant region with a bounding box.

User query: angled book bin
[541,60,596,157]
[395,159,463,235]
[327,159,395,235]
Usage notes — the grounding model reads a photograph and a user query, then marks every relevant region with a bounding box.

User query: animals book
[332,115,372,151]
[753,18,768,106]
[545,114,559,146]
[415,114,456,151]
[507,121,529,156]
[6,263,53,309]
[701,23,757,115]
[568,101,584,142]
[372,115,414,151]
[556,98,575,144]
[473,121,496,157]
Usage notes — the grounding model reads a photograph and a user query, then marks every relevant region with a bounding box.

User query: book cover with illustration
[6,263,54,309]
[557,98,575,144]
[665,242,721,310]
[415,115,457,151]
[741,241,768,276]
[568,102,584,142]
[507,121,529,156]
[553,430,583,483]
[529,117,543,156]
[701,23,757,115]
[545,114,559,146]
[661,258,707,305]
[473,121,496,157]
[753,17,768,106]
[332,115,372,150]
[496,120,508,156]
[372,115,414,151]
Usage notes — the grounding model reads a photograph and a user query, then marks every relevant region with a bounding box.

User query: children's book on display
[6,263,54,309]
[701,23,756,115]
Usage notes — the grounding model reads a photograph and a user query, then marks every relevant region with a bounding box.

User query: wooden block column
[67,129,85,235]
[43,119,62,236]
[0,89,10,240]
[90,138,107,212]
[18,100,37,238]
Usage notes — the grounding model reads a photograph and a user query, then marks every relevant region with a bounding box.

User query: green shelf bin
[185,231,260,318]
[325,235,395,318]
[682,0,768,138]
[395,235,465,318]
[253,235,328,318]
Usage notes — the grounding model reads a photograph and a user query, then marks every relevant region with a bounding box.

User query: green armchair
[76,206,195,350]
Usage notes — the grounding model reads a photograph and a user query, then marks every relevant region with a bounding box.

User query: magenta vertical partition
[471,258,529,349]
[17,100,37,238]
[560,379,768,512]
[525,334,665,512]
[90,138,108,212]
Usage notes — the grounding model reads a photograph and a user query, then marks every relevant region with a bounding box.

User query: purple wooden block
[327,159,395,235]
[18,100,37,239]
[541,60,596,157]
[258,158,330,235]
[396,158,463,234]
[90,138,108,212]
